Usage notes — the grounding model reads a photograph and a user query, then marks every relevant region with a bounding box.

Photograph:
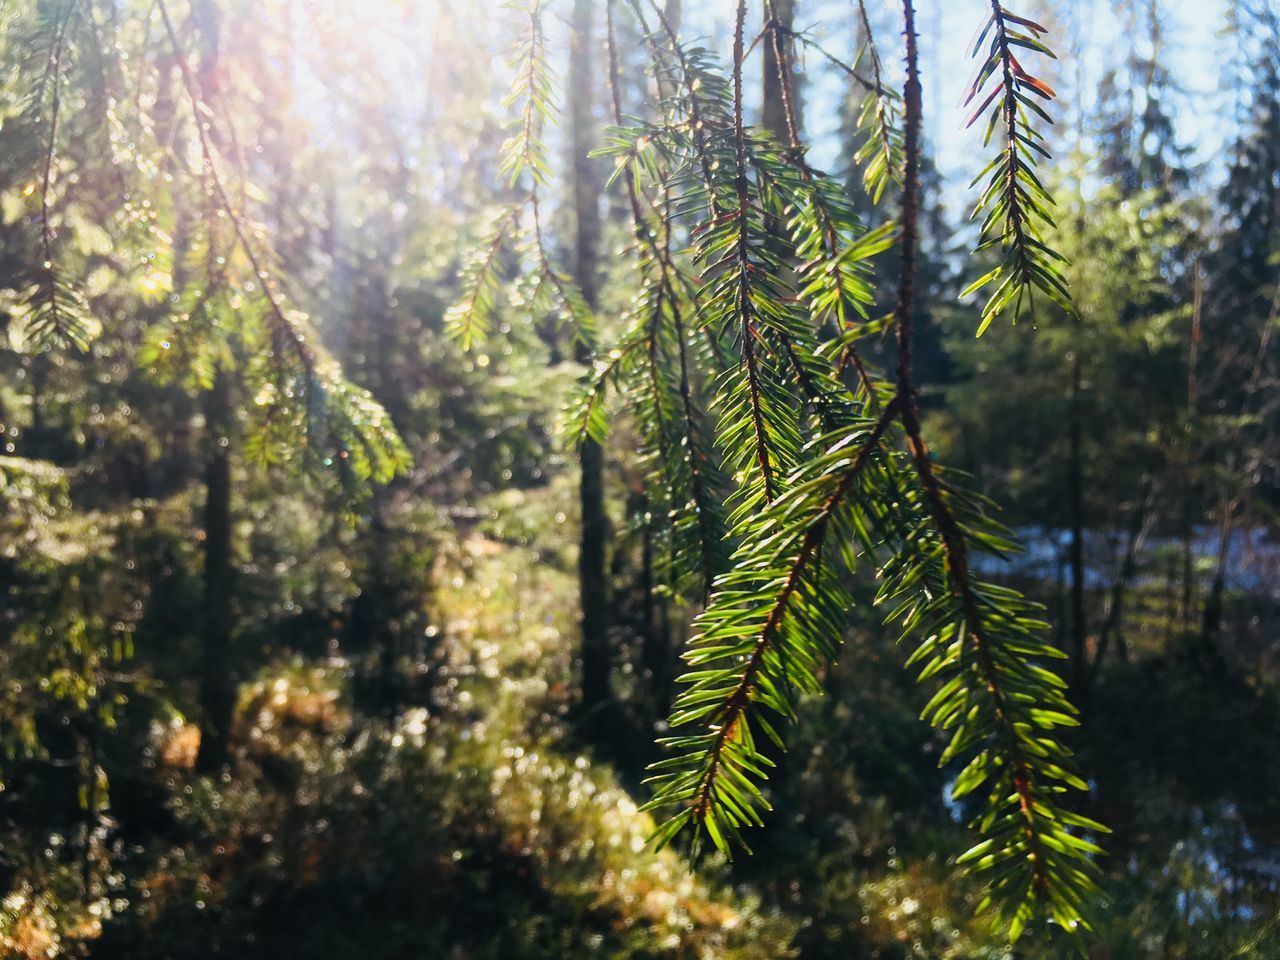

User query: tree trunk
[192,0,235,773]
[636,488,671,710]
[1200,502,1235,654]
[1089,481,1152,688]
[196,366,234,772]
[664,0,682,32]
[570,0,610,716]
[1067,342,1088,691]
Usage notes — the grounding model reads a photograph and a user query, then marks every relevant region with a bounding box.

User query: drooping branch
[892,0,1102,937]
[20,0,99,354]
[961,2,1071,335]
[447,0,594,356]
[603,0,724,597]
[588,4,1105,938]
[645,400,900,853]
[155,0,409,485]
[731,1,778,504]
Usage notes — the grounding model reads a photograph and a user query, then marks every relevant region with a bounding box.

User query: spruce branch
[732,0,779,504]
[597,0,727,597]
[155,0,409,486]
[759,2,887,390]
[893,0,1102,938]
[444,206,519,351]
[644,399,900,854]
[589,6,1106,940]
[851,0,905,203]
[447,0,593,355]
[961,2,1072,335]
[18,0,100,354]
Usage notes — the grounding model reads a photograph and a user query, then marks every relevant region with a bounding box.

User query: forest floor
[34,483,800,959]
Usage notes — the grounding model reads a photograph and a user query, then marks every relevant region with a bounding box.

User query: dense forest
[1,0,1278,956]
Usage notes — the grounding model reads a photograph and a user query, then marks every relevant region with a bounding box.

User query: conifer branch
[852,0,904,203]
[447,0,592,354]
[686,403,896,822]
[444,206,519,351]
[590,5,1104,939]
[732,0,778,504]
[761,1,885,391]
[19,0,99,354]
[961,2,1072,335]
[644,400,900,853]
[892,1,1101,937]
[155,0,409,485]
[601,0,725,597]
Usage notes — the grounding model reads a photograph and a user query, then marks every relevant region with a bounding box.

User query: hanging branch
[444,205,520,350]
[760,0,891,394]
[632,0,1104,942]
[848,0,905,203]
[446,0,593,354]
[585,0,727,598]
[731,0,779,504]
[18,0,99,354]
[961,2,1072,335]
[155,0,409,486]
[639,0,900,857]
[610,0,805,515]
[891,0,1102,938]
[644,400,900,853]
[764,4,903,203]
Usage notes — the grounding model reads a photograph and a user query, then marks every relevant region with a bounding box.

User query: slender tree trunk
[1200,501,1235,654]
[79,705,99,898]
[193,0,235,773]
[635,487,671,710]
[1067,340,1088,691]
[1180,520,1194,632]
[1180,259,1201,636]
[570,0,610,716]
[196,366,234,771]
[664,0,681,31]
[1090,481,1152,688]
[30,357,46,438]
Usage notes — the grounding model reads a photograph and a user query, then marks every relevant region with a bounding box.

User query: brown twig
[690,398,899,820]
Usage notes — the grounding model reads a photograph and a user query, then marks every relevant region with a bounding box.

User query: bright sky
[678,0,1236,193]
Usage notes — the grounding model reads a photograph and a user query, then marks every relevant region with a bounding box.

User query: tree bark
[570,0,610,716]
[1200,501,1235,655]
[196,365,234,772]
[1067,341,1088,692]
[192,0,235,773]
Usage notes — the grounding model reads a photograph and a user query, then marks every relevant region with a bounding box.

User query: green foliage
[499,0,557,188]
[850,1,905,205]
[644,411,898,854]
[881,477,1106,938]
[444,210,515,351]
[0,0,101,355]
